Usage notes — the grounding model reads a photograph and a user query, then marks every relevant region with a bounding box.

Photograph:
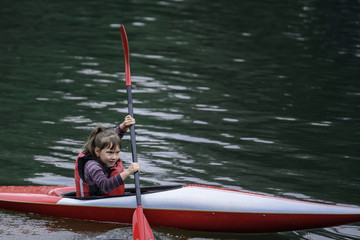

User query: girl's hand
[120,115,136,131]
[127,162,140,175]
[120,162,140,181]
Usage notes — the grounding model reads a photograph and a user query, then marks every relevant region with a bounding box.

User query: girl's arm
[115,115,136,139]
[85,161,124,194]
[85,161,140,194]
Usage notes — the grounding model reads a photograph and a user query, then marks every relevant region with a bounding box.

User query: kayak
[0,184,359,233]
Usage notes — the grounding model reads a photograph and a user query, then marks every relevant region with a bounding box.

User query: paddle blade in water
[132,206,155,240]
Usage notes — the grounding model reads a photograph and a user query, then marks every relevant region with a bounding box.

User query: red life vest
[74,152,125,197]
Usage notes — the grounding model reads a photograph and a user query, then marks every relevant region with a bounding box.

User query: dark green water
[1,0,360,239]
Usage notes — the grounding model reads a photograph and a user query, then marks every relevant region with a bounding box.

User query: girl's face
[95,145,120,167]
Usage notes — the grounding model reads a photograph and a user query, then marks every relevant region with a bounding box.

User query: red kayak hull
[0,185,359,233]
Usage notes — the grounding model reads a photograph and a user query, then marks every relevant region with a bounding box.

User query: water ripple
[240,137,275,144]
[131,53,165,60]
[310,121,332,127]
[34,155,74,169]
[194,104,228,112]
[77,101,117,109]
[77,69,118,78]
[111,107,183,120]
[60,116,92,123]
[26,173,74,185]
[140,129,229,146]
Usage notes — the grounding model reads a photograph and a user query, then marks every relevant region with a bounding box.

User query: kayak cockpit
[60,184,184,199]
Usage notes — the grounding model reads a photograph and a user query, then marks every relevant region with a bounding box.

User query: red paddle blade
[132,206,155,240]
[120,25,132,87]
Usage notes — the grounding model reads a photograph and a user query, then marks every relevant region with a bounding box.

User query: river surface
[1,0,360,239]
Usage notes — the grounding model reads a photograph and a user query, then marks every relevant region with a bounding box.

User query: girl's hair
[83,126,121,158]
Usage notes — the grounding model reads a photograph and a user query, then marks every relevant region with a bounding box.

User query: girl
[74,115,140,197]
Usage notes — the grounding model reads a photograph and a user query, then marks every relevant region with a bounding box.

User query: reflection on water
[26,173,74,186]
[0,211,133,239]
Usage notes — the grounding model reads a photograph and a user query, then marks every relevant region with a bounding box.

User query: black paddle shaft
[126,85,142,207]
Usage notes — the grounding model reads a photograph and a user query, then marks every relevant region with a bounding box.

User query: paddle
[120,25,155,240]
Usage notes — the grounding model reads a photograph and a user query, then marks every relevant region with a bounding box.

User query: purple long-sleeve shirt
[84,160,124,194]
[83,126,126,194]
